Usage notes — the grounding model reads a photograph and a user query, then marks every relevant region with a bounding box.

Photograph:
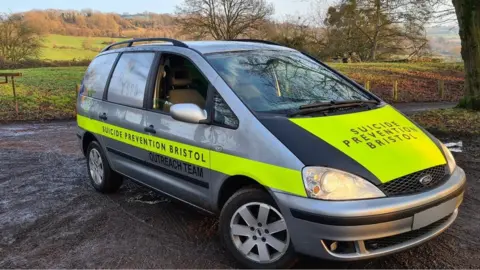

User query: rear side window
[82,53,118,99]
[107,52,155,108]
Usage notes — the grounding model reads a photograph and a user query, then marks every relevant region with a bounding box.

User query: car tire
[86,141,122,193]
[219,187,297,269]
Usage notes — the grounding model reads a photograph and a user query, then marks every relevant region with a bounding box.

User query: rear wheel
[219,188,297,268]
[86,141,122,193]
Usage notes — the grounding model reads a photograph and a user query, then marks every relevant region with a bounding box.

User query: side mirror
[170,103,208,124]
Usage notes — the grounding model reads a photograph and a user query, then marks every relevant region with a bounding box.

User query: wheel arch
[216,175,271,212]
[81,132,99,156]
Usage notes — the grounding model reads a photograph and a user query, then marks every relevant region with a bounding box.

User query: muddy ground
[0,121,479,269]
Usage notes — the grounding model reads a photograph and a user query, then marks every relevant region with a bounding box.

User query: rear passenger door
[100,51,158,184]
[78,52,119,147]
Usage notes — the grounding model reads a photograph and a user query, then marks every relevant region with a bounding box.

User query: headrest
[172,77,192,87]
[171,68,192,87]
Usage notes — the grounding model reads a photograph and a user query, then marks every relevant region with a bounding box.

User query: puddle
[0,127,38,137]
[126,191,171,205]
[0,122,74,138]
[445,141,463,153]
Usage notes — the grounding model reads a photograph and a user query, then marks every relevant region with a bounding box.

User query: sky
[2,0,334,18]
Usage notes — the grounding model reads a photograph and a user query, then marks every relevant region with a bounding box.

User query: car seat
[167,68,206,110]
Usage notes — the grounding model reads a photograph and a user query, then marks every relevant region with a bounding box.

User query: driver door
[140,50,215,210]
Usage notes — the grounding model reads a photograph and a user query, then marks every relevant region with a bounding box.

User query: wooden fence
[363,79,460,102]
[0,73,22,115]
[0,78,464,122]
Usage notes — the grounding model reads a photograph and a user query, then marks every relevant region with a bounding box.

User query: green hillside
[40,35,127,60]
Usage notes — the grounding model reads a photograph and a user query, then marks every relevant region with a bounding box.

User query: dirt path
[392,102,457,114]
[0,121,479,268]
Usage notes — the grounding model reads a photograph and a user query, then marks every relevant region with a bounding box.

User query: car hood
[259,105,446,184]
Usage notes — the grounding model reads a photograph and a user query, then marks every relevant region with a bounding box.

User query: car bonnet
[258,105,446,185]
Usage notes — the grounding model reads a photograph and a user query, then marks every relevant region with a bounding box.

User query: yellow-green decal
[290,105,446,183]
[77,115,306,197]
[78,114,210,167]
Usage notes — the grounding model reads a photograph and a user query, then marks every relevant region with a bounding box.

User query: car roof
[183,41,296,54]
[103,40,297,55]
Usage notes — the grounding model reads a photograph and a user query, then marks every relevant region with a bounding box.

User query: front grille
[364,214,452,251]
[380,165,448,196]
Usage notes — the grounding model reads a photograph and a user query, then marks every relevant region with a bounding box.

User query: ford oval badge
[419,175,434,186]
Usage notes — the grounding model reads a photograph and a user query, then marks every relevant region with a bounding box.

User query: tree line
[20,9,176,37]
[174,0,461,62]
[0,2,456,62]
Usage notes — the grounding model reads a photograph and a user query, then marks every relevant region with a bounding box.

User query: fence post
[438,80,445,100]
[392,80,398,102]
[365,81,370,91]
[11,76,18,115]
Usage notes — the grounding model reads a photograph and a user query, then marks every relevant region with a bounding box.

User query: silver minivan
[77,38,465,268]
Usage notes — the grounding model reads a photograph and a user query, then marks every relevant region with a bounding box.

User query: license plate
[412,197,457,230]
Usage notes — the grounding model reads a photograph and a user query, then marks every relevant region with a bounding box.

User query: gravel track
[0,121,479,268]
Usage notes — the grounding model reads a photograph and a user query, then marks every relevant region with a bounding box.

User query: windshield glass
[206,50,373,114]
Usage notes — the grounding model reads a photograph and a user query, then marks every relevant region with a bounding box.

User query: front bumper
[273,166,466,261]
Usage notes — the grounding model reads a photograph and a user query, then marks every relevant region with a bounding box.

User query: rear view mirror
[170,103,207,124]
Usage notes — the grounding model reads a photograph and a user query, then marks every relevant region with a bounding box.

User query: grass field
[40,35,127,60]
[0,67,87,121]
[0,62,466,122]
[411,109,480,135]
[0,34,468,122]
[329,62,465,102]
[330,62,464,73]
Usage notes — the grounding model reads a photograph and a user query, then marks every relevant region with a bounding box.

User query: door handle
[144,125,156,134]
[99,113,107,120]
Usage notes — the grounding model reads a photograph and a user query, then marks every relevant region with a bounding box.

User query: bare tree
[322,0,433,61]
[175,0,274,40]
[267,17,317,50]
[0,13,44,62]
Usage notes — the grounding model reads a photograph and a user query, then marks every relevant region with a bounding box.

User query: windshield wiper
[300,99,380,110]
[289,100,380,117]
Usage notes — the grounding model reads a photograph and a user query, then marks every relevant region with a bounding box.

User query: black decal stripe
[291,183,464,226]
[106,147,209,189]
[258,115,381,185]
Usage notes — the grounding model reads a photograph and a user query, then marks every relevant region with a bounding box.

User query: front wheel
[219,188,297,269]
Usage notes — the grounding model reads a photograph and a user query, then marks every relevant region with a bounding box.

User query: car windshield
[206,50,373,114]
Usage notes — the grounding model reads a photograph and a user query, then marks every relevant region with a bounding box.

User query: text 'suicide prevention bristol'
[343,121,420,149]
[101,125,207,163]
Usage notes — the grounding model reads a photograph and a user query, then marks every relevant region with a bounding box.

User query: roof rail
[229,39,284,47]
[101,38,189,52]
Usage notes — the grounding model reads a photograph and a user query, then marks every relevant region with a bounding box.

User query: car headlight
[441,143,456,174]
[302,167,385,200]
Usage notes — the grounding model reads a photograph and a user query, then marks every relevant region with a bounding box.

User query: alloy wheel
[89,148,104,185]
[230,202,290,263]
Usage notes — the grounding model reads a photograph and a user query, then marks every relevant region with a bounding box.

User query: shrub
[0,58,91,69]
[82,38,93,50]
